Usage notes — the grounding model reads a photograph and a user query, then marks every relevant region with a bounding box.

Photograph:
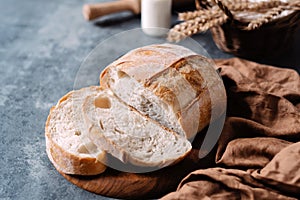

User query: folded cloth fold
[252,142,300,196]
[162,58,300,200]
[162,168,297,200]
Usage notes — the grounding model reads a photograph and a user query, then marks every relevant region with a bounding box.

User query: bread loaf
[45,86,106,175]
[45,43,225,175]
[82,88,192,168]
[100,43,226,139]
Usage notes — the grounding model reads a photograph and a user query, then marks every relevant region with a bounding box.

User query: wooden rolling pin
[83,0,195,21]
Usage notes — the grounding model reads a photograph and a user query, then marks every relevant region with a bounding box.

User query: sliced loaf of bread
[45,86,107,175]
[82,88,192,168]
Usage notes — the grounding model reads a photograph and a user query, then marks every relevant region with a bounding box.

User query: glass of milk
[141,0,172,37]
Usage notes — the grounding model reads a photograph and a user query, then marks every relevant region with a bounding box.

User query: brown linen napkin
[162,58,300,200]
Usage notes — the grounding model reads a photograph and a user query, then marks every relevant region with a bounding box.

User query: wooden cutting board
[57,129,216,199]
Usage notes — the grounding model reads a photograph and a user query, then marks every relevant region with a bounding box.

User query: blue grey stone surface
[0,0,299,199]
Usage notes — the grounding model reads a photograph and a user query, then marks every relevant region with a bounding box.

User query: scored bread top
[45,86,106,175]
[100,43,226,139]
[100,43,197,82]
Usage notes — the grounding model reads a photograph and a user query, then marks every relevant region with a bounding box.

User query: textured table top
[0,0,299,199]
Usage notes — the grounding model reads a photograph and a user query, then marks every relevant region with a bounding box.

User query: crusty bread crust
[45,88,107,175]
[100,43,196,85]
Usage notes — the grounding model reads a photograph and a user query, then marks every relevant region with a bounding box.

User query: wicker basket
[197,0,300,58]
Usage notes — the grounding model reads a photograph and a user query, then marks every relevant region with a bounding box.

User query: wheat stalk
[226,0,283,11]
[179,6,220,21]
[246,2,300,30]
[168,14,228,42]
[180,1,299,21]
[246,6,284,30]
[170,0,300,41]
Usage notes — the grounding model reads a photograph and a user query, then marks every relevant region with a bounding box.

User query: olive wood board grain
[56,127,217,199]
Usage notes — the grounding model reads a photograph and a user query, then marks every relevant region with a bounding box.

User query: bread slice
[82,88,192,168]
[100,43,226,139]
[45,86,107,175]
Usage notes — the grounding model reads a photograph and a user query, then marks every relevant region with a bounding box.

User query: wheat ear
[226,0,283,12]
[179,6,220,21]
[246,3,300,30]
[168,14,228,42]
